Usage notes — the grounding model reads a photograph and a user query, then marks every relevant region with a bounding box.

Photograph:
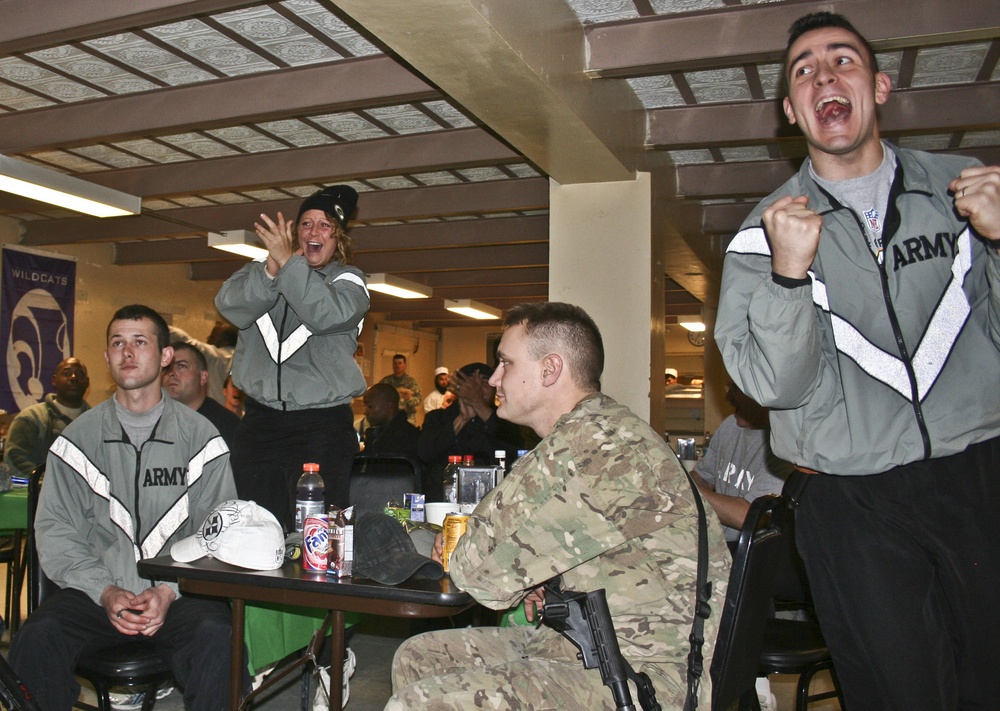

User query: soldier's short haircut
[785,12,878,79]
[171,341,208,371]
[107,304,170,350]
[502,302,603,392]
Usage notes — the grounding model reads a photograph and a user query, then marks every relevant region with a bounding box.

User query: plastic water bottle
[494,449,507,483]
[443,455,462,505]
[294,462,324,532]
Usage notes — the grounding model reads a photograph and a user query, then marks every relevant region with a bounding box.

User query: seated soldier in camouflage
[386,302,730,710]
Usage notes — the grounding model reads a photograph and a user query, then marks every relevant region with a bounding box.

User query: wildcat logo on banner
[1,246,77,414]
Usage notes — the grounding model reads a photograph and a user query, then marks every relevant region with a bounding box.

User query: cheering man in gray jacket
[9,305,238,711]
[715,13,1000,711]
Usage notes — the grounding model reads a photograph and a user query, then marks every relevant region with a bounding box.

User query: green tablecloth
[244,603,361,674]
[0,487,28,531]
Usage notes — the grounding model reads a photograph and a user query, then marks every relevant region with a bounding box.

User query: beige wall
[439,324,501,376]
[365,316,440,427]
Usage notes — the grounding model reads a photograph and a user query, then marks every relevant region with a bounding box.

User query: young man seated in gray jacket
[9,304,239,711]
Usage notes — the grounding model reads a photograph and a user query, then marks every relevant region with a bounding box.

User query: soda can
[441,512,469,573]
[303,513,329,571]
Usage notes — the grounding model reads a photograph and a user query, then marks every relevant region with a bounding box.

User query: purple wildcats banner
[1,246,77,414]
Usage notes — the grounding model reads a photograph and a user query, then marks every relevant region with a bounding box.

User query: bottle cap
[447,455,462,464]
[303,462,320,472]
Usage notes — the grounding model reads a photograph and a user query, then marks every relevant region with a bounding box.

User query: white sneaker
[251,661,278,691]
[108,685,174,711]
[755,676,777,711]
[313,647,356,710]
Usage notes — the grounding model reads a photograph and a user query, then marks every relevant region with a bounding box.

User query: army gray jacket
[38,394,236,603]
[216,255,369,411]
[716,146,1000,475]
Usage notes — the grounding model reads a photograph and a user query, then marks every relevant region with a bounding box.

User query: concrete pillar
[549,173,665,428]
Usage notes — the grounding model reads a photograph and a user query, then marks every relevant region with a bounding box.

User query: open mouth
[815,96,851,125]
[305,240,324,256]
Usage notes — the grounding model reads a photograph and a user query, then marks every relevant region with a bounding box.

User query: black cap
[353,512,444,585]
[458,362,494,379]
[296,185,358,229]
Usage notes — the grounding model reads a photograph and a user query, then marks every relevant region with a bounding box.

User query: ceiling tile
[911,42,991,87]
[214,5,344,66]
[82,33,217,86]
[68,145,151,168]
[411,171,463,186]
[281,0,381,57]
[0,57,105,102]
[565,0,639,24]
[367,176,418,190]
[649,0,728,13]
[627,75,685,109]
[110,138,193,163]
[204,126,287,152]
[365,105,443,134]
[255,119,334,147]
[310,112,388,141]
[687,67,752,103]
[421,101,476,128]
[668,149,714,165]
[145,19,277,77]
[26,46,158,95]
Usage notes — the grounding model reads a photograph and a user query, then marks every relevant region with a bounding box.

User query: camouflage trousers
[385,625,687,710]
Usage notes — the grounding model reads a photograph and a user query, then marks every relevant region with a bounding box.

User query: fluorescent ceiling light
[207,230,267,260]
[678,316,706,332]
[444,299,501,320]
[0,155,141,218]
[367,273,432,299]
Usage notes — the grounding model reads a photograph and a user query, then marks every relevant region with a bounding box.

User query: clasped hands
[254,212,301,276]
[101,583,176,637]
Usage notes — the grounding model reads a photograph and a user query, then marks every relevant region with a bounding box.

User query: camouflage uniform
[388,392,731,710]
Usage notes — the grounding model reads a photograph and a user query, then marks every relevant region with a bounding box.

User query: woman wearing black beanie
[215,185,369,530]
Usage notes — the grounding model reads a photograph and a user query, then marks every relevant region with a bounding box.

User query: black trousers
[796,435,1000,711]
[231,399,358,531]
[8,588,235,711]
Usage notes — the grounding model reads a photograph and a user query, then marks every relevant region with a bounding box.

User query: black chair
[710,494,791,711]
[26,466,175,711]
[757,480,847,711]
[710,492,847,711]
[348,455,419,518]
[0,528,24,634]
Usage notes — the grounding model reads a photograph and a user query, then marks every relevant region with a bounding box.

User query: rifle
[542,580,661,711]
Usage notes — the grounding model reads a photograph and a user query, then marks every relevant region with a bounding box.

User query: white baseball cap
[171,499,285,570]
[434,366,449,376]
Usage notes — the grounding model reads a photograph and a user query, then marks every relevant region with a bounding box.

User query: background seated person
[423,366,450,412]
[1,357,90,482]
[163,341,241,449]
[417,362,522,502]
[360,382,420,464]
[691,383,792,548]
